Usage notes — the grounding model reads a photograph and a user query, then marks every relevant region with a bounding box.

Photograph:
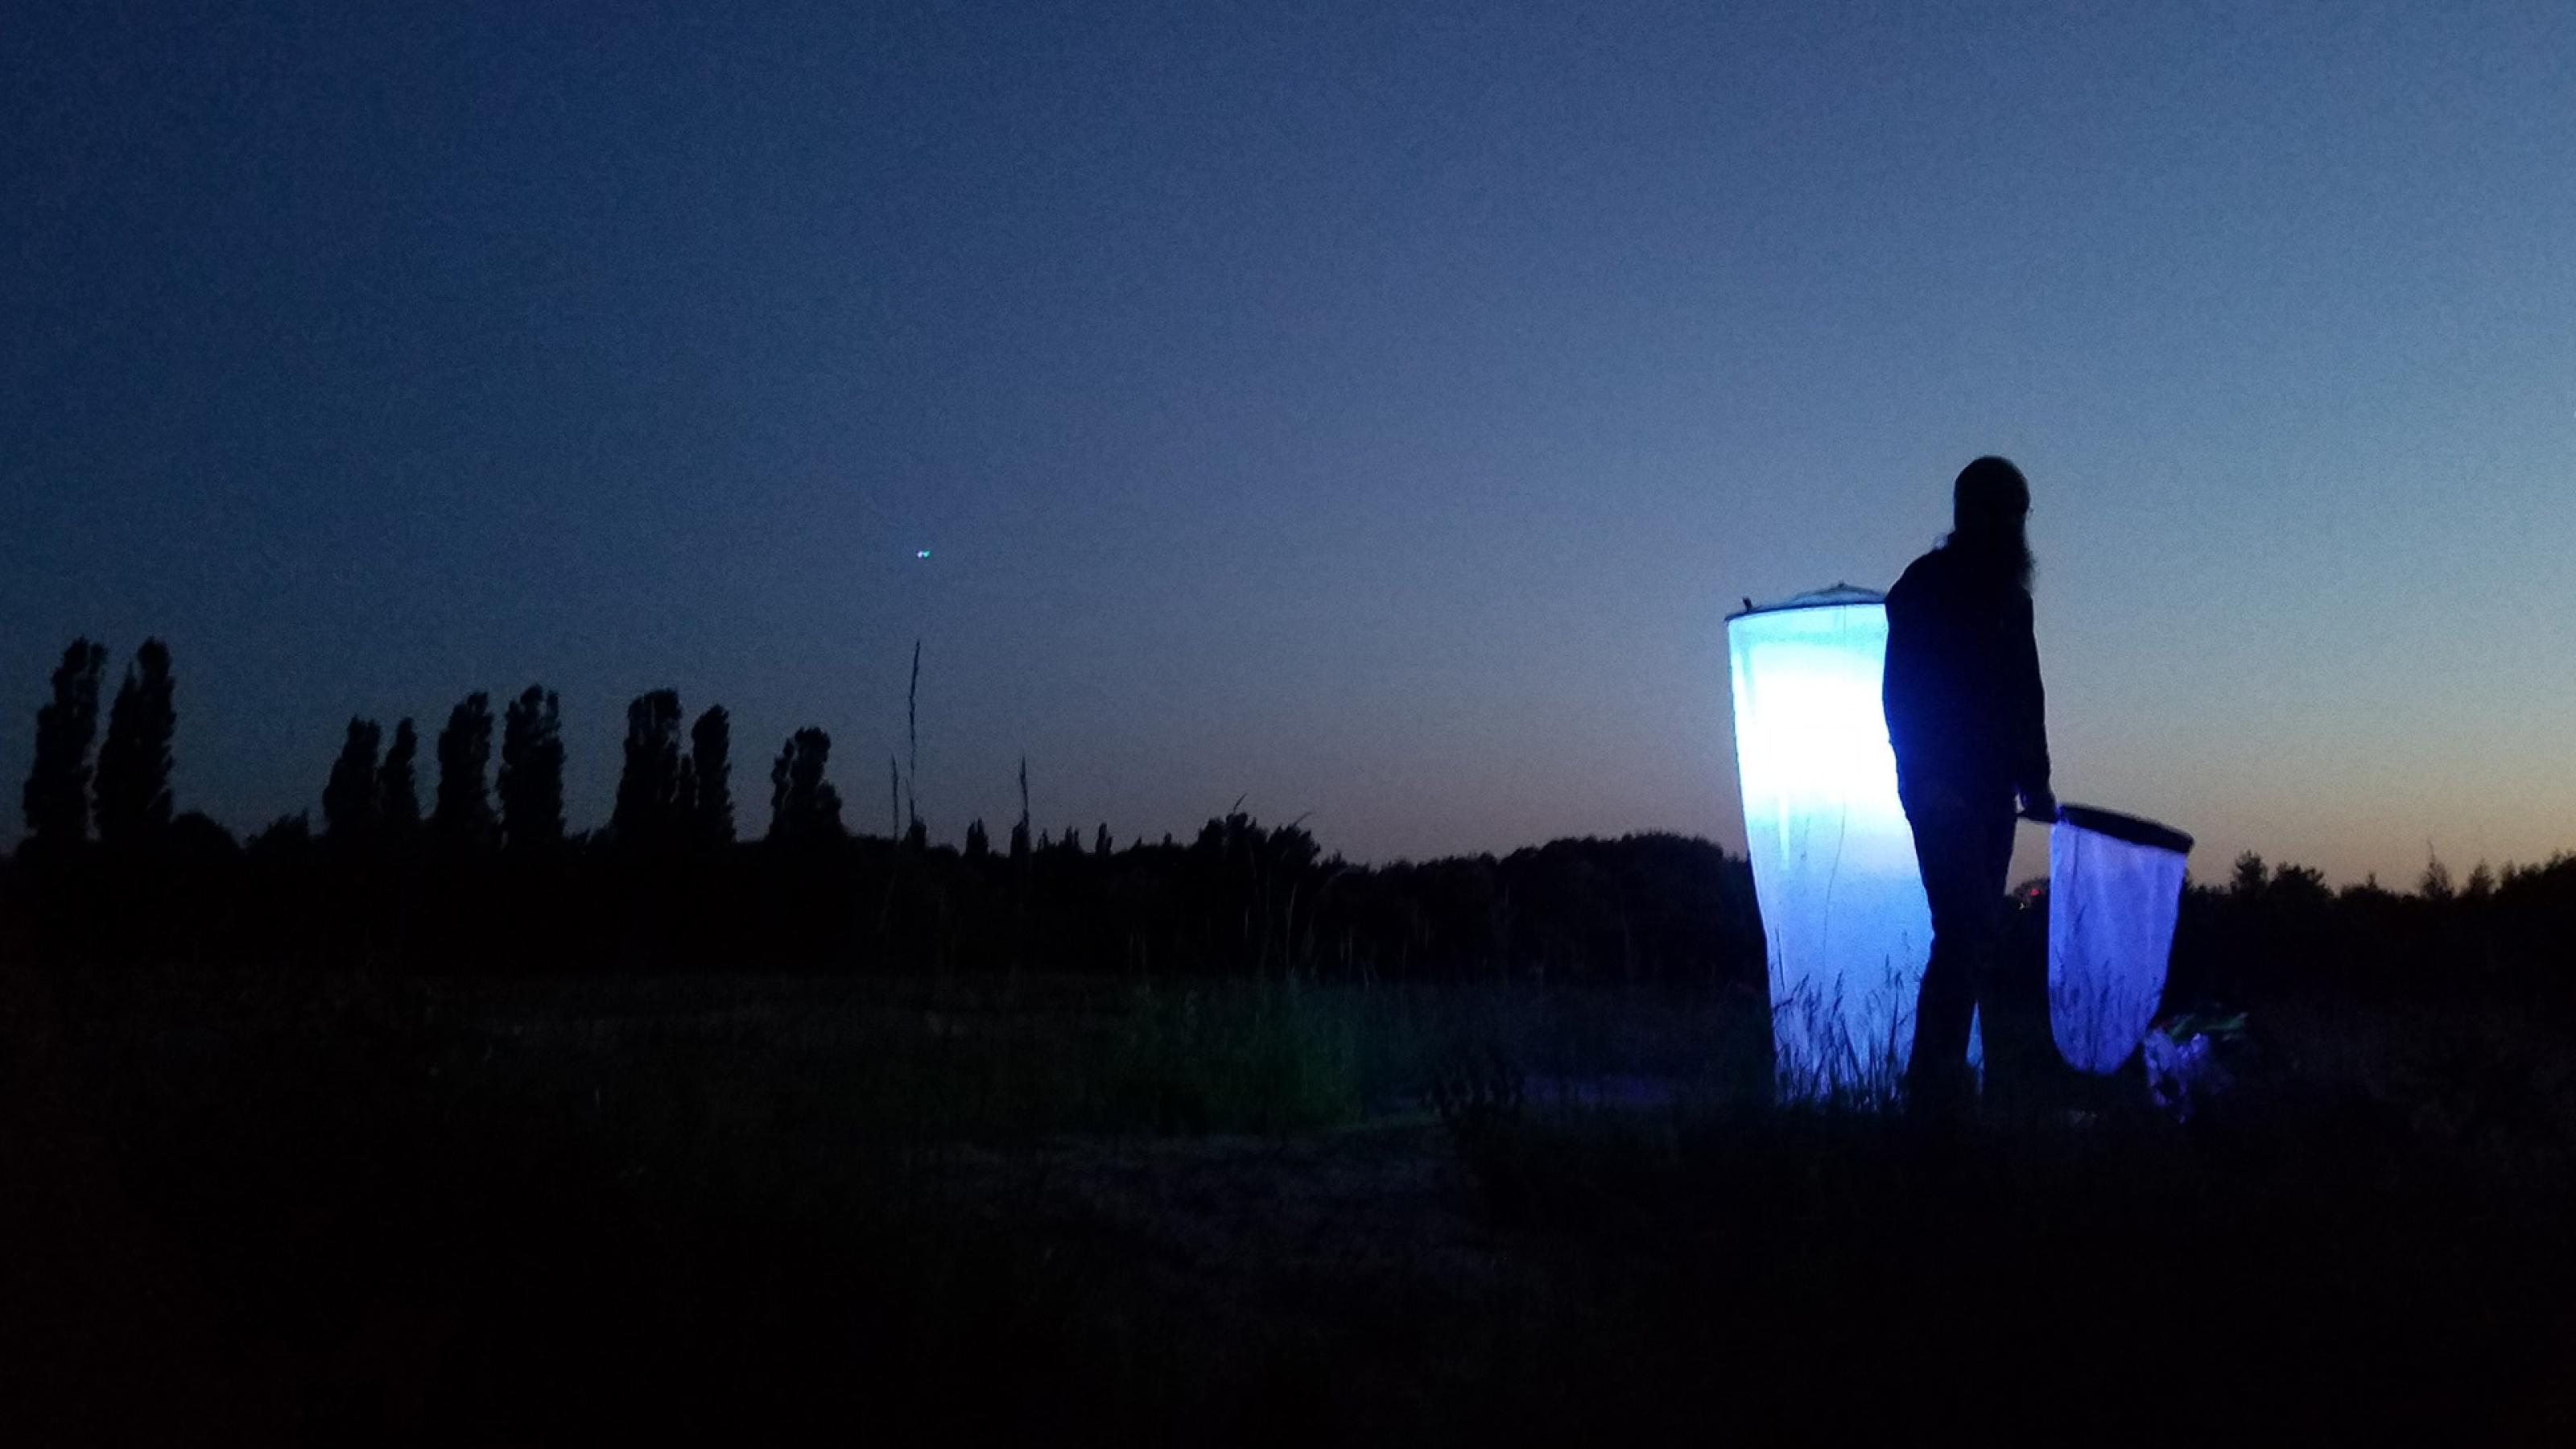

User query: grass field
[10,963,2576,1443]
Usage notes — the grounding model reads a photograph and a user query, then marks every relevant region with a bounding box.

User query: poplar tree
[612,690,684,848]
[1009,755,1031,863]
[22,638,107,850]
[94,638,176,846]
[498,686,565,849]
[766,728,844,844]
[377,718,420,834]
[688,705,733,848]
[323,719,383,842]
[433,693,496,846]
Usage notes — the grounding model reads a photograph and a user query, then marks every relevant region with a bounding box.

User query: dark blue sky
[6,2,2570,881]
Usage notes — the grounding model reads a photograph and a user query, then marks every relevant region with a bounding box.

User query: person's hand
[2018,788,2058,824]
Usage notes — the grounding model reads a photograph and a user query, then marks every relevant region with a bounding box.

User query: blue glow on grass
[1727,592,1932,1096]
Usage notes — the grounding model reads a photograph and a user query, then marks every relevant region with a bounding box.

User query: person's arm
[1880,588,1922,771]
[2010,591,2054,819]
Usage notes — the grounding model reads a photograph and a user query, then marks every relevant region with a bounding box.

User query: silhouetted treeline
[5,642,1774,983]
[2159,850,2576,1007]
[3,803,1773,987]
[11,643,2576,1008]
[16,799,2576,1012]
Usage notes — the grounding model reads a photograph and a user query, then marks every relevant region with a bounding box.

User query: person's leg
[1962,807,2046,1106]
[1905,800,1988,1105]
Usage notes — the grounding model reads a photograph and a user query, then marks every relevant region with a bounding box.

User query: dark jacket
[1882,543,2050,810]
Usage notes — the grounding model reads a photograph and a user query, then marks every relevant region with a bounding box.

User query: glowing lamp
[2047,805,2192,1074]
[1726,586,1932,1092]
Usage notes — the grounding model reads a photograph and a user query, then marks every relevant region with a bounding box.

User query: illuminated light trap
[1725,585,1932,1095]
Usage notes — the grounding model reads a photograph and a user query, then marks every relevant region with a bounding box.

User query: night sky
[6,2,2570,884]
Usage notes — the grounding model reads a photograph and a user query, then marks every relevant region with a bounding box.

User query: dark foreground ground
[8,960,2576,1445]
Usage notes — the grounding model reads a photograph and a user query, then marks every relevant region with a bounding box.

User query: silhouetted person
[1883,456,2055,1109]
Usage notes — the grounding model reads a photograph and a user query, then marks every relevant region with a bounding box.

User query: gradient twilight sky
[6,2,2571,884]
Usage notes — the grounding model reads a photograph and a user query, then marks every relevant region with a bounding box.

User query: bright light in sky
[1726,588,1931,1093]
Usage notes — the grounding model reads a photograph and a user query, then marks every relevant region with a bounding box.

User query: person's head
[1947,455,2033,590]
